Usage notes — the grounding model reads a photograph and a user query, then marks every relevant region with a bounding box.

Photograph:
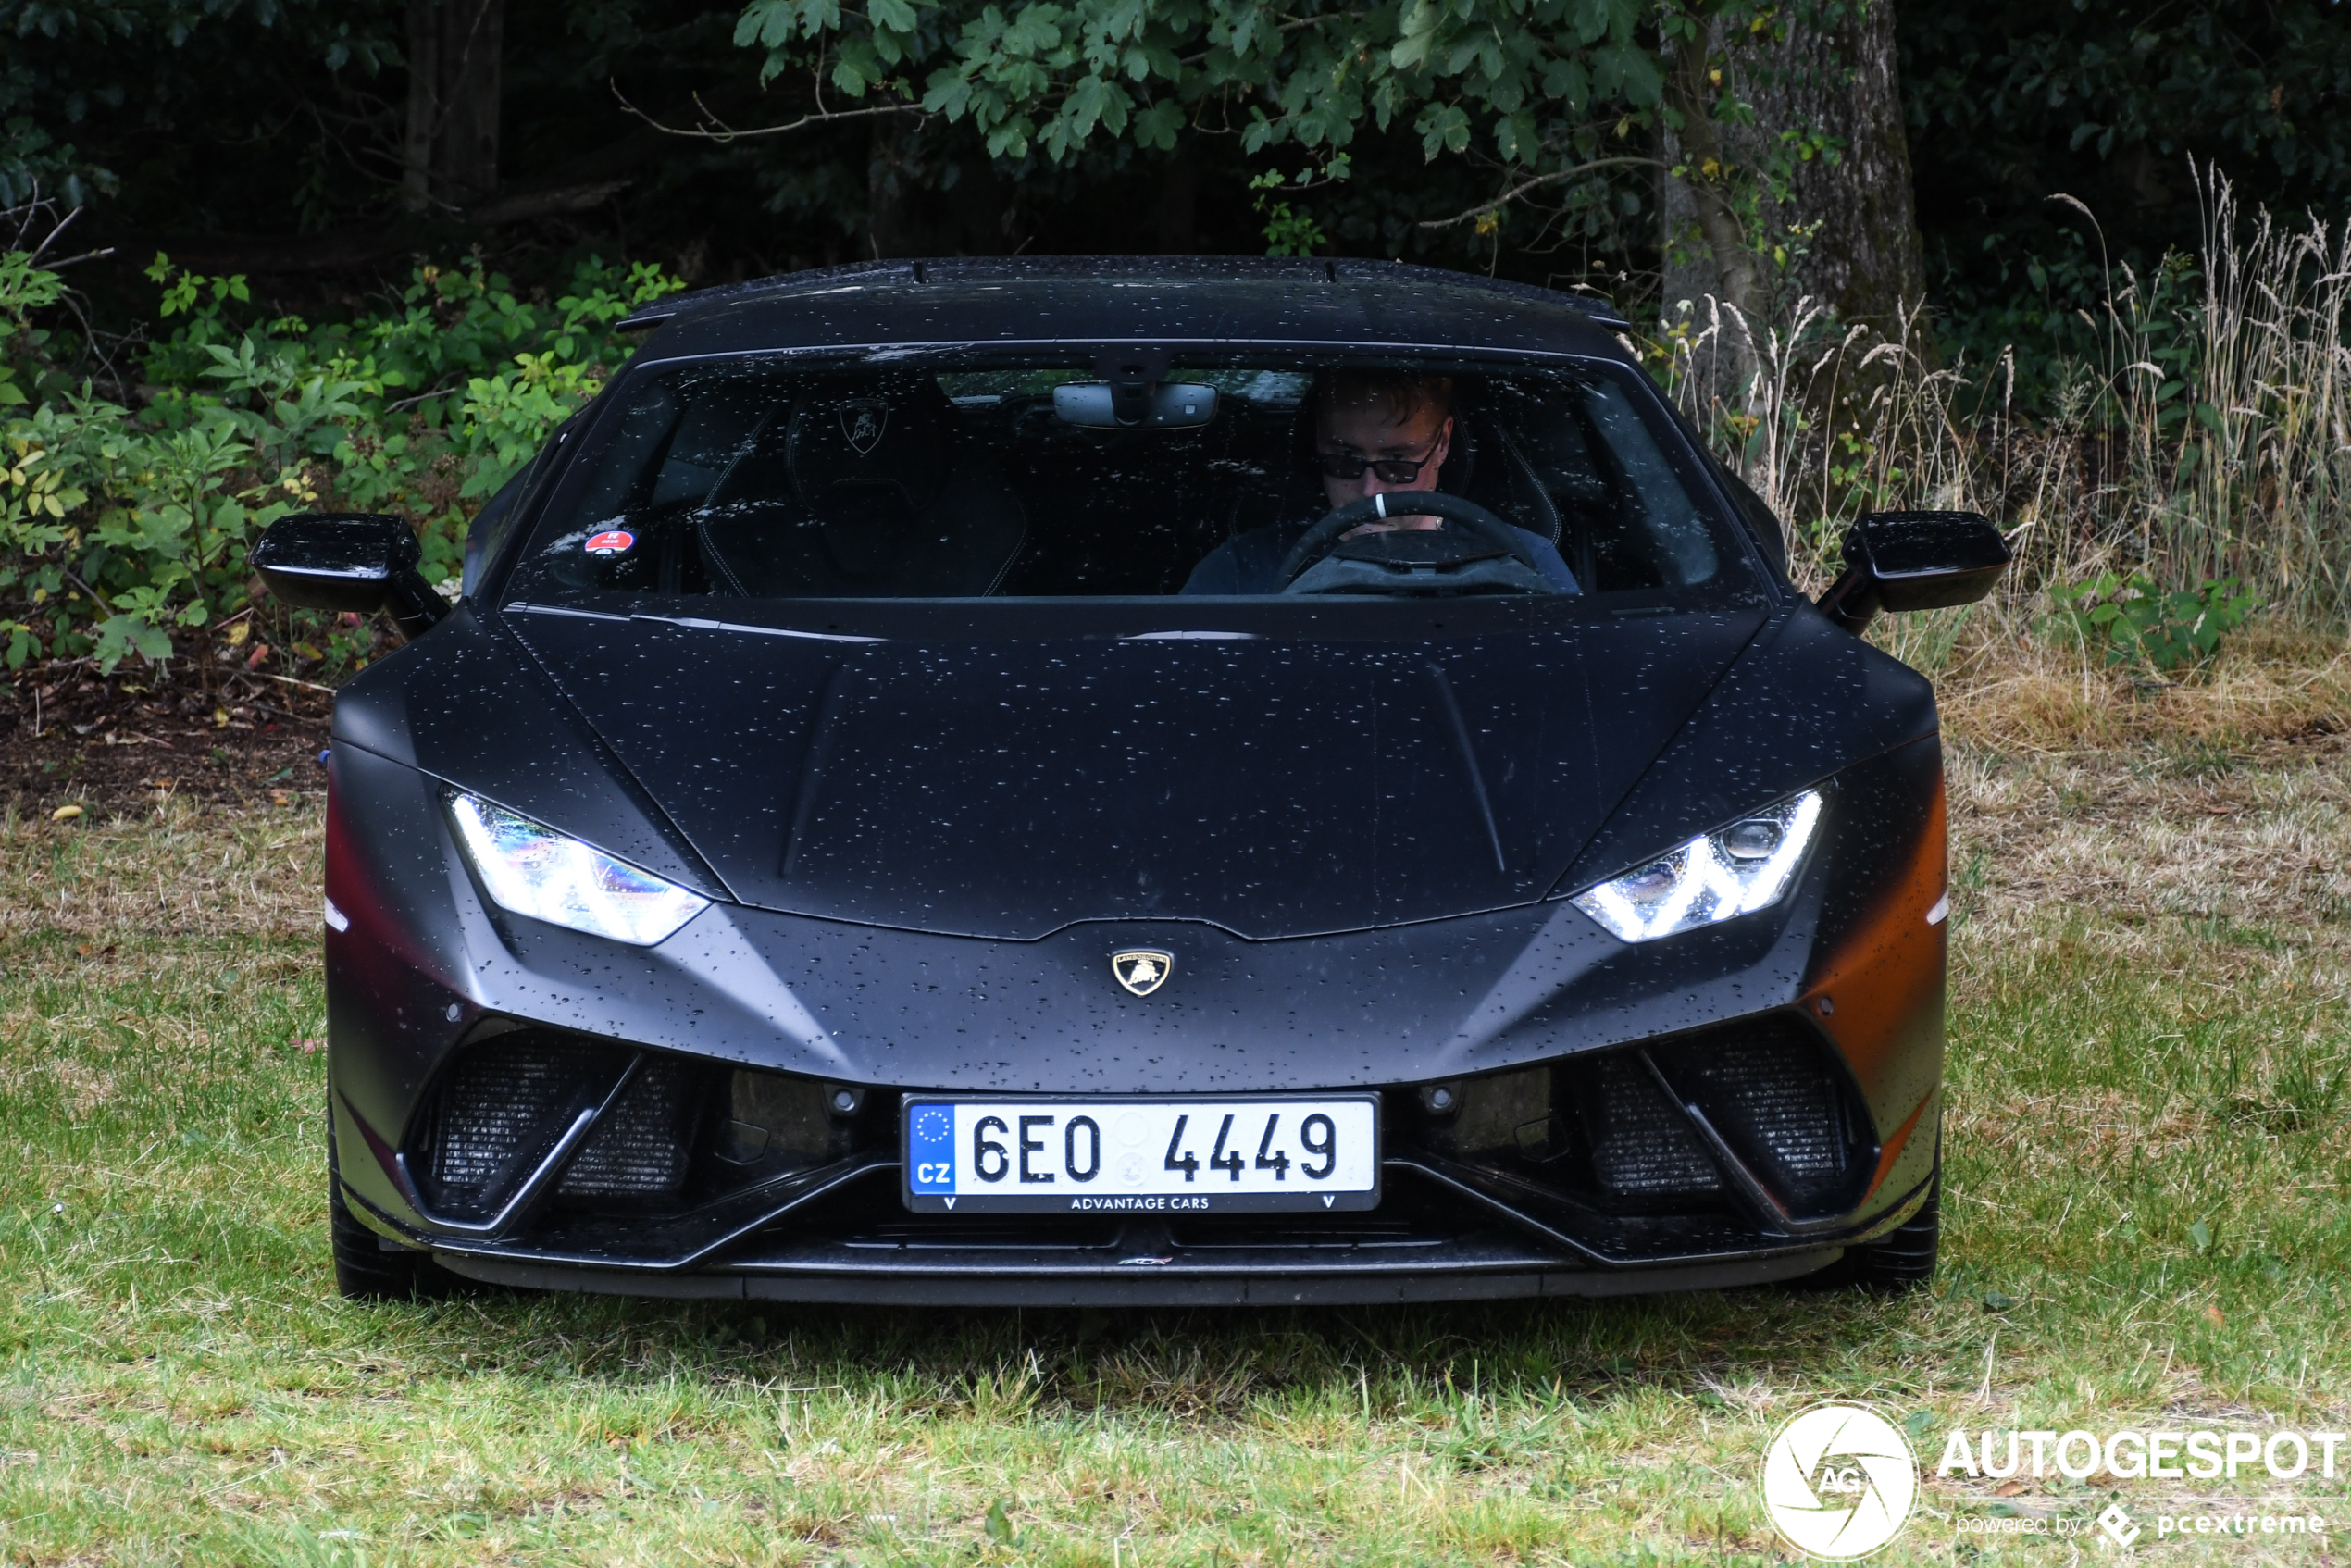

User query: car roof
[619,255,1635,366]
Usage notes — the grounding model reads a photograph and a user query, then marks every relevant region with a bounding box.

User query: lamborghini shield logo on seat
[840,399,889,454]
[1111,950,1174,996]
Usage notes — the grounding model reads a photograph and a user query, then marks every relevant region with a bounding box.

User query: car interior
[521,360,1732,600]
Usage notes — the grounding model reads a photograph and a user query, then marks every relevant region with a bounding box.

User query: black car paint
[496,602,1773,939]
[326,701,1934,1097]
[322,258,1947,1302]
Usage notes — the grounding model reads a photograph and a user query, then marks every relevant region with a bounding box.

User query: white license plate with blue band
[902,1097,1381,1213]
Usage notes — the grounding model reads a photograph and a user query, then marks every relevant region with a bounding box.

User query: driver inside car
[1181,367,1580,595]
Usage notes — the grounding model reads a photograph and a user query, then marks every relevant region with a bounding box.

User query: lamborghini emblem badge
[1111,950,1174,997]
[840,399,889,454]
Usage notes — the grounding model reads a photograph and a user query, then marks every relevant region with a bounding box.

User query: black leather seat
[1447,406,1563,546]
[694,380,1027,596]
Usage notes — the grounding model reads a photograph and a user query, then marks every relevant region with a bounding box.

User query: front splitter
[433,1241,1842,1305]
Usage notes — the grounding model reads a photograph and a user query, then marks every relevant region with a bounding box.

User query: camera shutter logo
[1760,1402,1919,1560]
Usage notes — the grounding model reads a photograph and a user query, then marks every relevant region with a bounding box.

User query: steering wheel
[1275,491,1541,589]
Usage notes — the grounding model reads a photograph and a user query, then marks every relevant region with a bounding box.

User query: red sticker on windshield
[584,529,636,556]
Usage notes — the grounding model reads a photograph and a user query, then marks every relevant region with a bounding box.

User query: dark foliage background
[0,2,2345,391]
[2,0,1549,325]
[1901,1,2351,367]
[0,2,2344,725]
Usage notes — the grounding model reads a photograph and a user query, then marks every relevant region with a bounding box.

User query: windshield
[504,354,1754,604]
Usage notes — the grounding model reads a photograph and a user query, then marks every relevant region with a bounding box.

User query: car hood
[495,604,1769,940]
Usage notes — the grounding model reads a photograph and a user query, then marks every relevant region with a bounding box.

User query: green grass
[1,751,2347,1565]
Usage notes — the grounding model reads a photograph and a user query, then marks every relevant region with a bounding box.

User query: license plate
[902,1096,1380,1213]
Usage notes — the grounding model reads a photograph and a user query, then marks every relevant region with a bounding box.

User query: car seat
[1445,404,1563,547]
[693,380,1028,596]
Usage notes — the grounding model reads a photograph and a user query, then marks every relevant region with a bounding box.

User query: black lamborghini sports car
[257,256,2008,1305]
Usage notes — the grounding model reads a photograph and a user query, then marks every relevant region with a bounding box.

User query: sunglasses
[1313,447,1437,484]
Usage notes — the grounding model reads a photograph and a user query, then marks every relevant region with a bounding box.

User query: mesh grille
[429,1035,626,1195]
[557,1055,698,1198]
[1656,1027,1849,1201]
[1430,1018,1866,1220]
[1584,1053,1722,1196]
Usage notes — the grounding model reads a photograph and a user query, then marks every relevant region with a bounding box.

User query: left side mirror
[1817,510,2009,635]
[251,513,448,641]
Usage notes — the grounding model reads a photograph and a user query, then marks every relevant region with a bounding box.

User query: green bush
[0,248,682,674]
[2043,572,2260,676]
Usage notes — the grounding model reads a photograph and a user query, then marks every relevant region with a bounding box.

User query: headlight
[1571,790,1823,943]
[448,793,709,946]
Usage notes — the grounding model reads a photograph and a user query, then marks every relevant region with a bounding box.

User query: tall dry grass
[1654,168,2351,637]
[1648,168,2351,749]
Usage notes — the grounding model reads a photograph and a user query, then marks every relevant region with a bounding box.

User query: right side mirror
[250,513,449,641]
[1817,510,2010,635]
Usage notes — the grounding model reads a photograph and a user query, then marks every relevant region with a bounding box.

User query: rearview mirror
[250,513,449,640]
[1053,381,1219,429]
[1817,510,2009,635]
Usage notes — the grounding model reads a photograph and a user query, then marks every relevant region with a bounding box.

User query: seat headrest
[786,383,956,517]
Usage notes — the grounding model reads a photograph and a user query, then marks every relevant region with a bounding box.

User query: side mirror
[1817,510,2009,635]
[250,513,448,641]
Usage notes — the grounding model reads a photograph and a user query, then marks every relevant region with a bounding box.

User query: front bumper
[332,1010,1939,1305]
[322,724,1947,1305]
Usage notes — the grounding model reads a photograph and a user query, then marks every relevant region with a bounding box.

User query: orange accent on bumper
[1864,1087,1934,1201]
[1803,775,1947,1100]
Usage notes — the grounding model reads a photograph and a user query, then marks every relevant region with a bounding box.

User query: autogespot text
[1938,1427,2349,1481]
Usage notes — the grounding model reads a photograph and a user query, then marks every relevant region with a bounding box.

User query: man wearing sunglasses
[1182,367,1578,594]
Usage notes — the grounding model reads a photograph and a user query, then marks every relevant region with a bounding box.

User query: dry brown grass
[1934,620,2351,755]
[0,794,319,946]
[1949,740,2351,929]
[1938,633,2351,979]
[1934,639,2351,1217]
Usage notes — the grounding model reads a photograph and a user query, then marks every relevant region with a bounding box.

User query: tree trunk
[1741,0,1927,341]
[866,118,926,258]
[1661,18,1763,328]
[1659,16,1764,397]
[1156,155,1200,254]
[404,0,504,212]
[402,0,438,212]
[1658,0,1927,343]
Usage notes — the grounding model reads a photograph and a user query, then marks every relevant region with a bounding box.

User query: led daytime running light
[1572,790,1823,943]
[448,793,709,946]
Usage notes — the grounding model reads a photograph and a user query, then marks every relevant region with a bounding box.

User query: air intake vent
[1582,1052,1723,1198]
[405,1032,865,1232]
[428,1033,630,1199]
[411,1030,716,1216]
[557,1054,698,1198]
[1420,1016,1871,1220]
[1653,1021,1857,1205]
